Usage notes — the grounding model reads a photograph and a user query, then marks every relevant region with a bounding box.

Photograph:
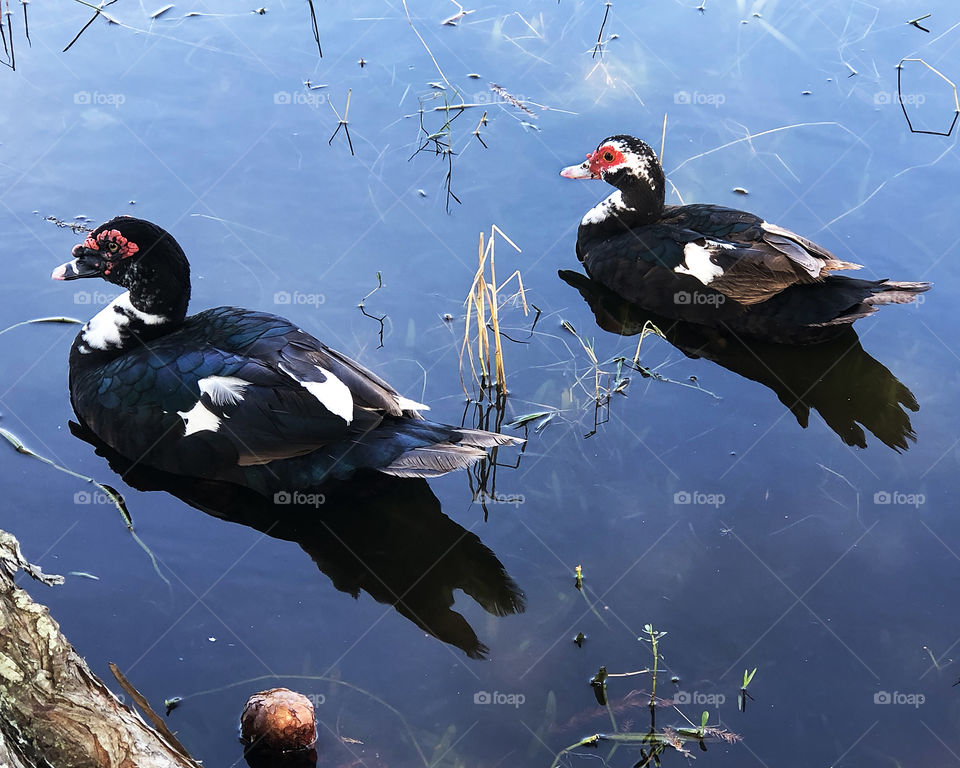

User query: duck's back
[69,306,412,486]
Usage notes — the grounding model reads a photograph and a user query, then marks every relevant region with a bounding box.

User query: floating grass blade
[0,427,170,586]
[0,316,82,338]
[0,427,129,525]
[109,662,199,764]
[506,410,553,429]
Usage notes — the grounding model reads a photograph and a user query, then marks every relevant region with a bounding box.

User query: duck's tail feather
[808,278,931,328]
[863,280,932,305]
[381,426,523,478]
[382,444,489,478]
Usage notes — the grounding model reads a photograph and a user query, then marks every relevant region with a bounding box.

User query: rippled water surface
[3,2,960,766]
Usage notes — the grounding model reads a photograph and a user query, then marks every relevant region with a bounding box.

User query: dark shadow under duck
[51,217,521,497]
[560,270,919,451]
[70,420,525,659]
[561,134,930,344]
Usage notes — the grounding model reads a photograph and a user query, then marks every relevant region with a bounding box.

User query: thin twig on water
[63,0,118,53]
[4,0,14,70]
[357,272,386,349]
[592,1,611,59]
[327,88,355,155]
[473,110,488,147]
[20,0,28,46]
[306,0,322,56]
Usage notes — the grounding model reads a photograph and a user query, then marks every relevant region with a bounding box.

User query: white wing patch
[674,243,725,285]
[280,363,354,424]
[198,376,249,406]
[178,400,221,436]
[396,395,430,413]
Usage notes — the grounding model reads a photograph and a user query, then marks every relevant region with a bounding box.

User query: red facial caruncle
[587,145,625,176]
[80,229,140,276]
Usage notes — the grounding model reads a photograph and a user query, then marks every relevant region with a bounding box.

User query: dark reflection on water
[560,269,920,451]
[69,420,525,660]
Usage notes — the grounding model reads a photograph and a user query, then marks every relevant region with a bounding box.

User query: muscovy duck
[561,134,930,343]
[52,217,521,496]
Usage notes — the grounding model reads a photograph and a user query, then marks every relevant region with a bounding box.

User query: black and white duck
[52,217,520,496]
[561,134,930,343]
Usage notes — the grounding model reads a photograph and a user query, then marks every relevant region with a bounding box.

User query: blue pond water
[2,2,959,766]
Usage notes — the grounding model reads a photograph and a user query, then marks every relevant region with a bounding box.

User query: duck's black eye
[106,242,119,253]
[602,151,614,162]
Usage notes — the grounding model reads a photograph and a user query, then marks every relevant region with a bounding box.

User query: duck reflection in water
[70,421,525,660]
[560,270,920,451]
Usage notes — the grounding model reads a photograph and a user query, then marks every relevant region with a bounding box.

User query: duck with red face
[52,217,521,495]
[561,134,929,343]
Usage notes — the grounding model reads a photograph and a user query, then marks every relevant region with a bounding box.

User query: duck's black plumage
[53,217,520,496]
[561,134,930,343]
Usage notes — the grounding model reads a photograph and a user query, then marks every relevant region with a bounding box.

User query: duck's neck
[579,179,665,235]
[72,263,190,361]
[72,293,173,359]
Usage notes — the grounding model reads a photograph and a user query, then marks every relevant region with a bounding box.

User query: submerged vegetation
[556,624,744,768]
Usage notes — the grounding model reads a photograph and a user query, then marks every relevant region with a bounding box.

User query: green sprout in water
[639,623,667,709]
[676,710,711,753]
[738,667,757,712]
